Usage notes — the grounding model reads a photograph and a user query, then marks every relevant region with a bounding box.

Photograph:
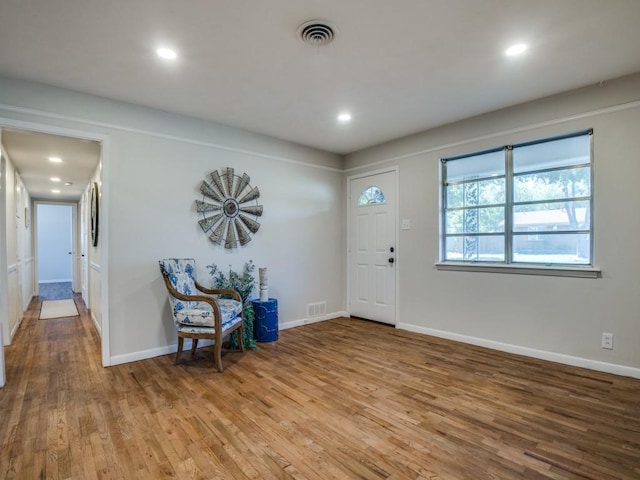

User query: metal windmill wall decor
[195,167,263,248]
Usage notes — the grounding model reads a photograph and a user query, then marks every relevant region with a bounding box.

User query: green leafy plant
[206,260,258,350]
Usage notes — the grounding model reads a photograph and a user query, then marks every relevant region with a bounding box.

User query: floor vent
[307,301,327,317]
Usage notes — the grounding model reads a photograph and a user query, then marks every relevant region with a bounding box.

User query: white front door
[348,169,397,325]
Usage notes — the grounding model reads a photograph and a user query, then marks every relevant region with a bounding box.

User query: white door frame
[33,201,78,295]
[346,166,400,325]
[0,147,7,386]
[0,117,111,387]
[79,187,89,306]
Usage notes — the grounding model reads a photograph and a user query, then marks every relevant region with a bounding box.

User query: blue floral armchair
[159,258,244,372]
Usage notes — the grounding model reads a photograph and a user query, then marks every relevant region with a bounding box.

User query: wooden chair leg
[237,322,244,352]
[175,336,184,365]
[191,338,198,356]
[214,340,224,372]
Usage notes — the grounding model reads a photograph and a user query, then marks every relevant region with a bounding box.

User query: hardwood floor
[1,297,639,479]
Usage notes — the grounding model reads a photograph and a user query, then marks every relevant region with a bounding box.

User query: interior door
[71,204,79,293]
[36,203,73,290]
[80,192,89,303]
[14,175,23,315]
[349,170,397,325]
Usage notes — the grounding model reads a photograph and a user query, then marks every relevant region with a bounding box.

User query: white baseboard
[110,338,214,366]
[397,322,640,380]
[90,310,101,336]
[106,314,639,379]
[16,295,33,333]
[0,322,5,386]
[109,312,348,366]
[39,279,72,284]
[10,316,22,342]
[279,311,347,330]
[9,293,32,341]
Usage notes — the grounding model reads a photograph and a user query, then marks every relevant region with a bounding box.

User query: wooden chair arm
[194,281,242,303]
[161,273,222,324]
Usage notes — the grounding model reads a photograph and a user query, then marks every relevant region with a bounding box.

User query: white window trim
[435,261,600,279]
[439,130,596,275]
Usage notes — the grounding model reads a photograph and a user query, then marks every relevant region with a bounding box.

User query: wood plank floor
[1,296,639,479]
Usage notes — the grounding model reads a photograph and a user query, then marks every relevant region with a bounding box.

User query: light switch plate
[401,219,411,230]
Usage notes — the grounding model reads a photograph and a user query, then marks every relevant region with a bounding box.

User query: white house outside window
[441,130,593,267]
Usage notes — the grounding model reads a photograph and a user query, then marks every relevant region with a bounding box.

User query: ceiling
[2,129,100,202]
[1,0,640,159]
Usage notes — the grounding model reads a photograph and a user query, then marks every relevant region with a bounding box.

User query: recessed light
[338,112,352,123]
[51,189,61,194]
[505,43,527,56]
[50,177,61,182]
[49,156,62,163]
[64,182,73,186]
[156,47,177,60]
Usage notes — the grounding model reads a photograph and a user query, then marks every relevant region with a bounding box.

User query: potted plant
[206,260,258,350]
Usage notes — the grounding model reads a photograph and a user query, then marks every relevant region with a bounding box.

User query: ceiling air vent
[297,20,336,47]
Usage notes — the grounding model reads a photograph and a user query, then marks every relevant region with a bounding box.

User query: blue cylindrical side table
[251,298,278,343]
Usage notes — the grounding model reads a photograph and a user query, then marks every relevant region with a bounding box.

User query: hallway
[0,294,103,478]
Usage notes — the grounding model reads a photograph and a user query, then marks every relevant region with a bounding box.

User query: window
[441,130,592,266]
[358,186,386,206]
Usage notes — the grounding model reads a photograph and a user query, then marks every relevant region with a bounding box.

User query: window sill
[434,262,601,279]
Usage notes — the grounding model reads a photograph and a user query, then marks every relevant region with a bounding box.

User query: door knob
[388,257,395,264]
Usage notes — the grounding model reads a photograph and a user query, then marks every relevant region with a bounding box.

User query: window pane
[445,210,463,234]
[513,134,590,174]
[514,167,590,203]
[444,235,505,262]
[446,150,505,182]
[358,186,386,206]
[446,207,504,234]
[513,201,590,232]
[512,233,590,264]
[446,178,505,208]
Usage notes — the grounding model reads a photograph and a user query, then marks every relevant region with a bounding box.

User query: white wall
[6,70,637,377]
[3,145,18,343]
[0,141,33,345]
[85,164,102,335]
[0,132,7,382]
[37,204,73,282]
[345,73,640,375]
[109,129,344,361]
[17,175,33,313]
[0,76,345,365]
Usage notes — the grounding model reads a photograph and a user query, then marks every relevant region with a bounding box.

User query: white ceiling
[1,0,640,158]
[2,129,100,202]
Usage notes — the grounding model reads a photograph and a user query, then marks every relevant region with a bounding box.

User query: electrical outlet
[401,219,411,230]
[601,333,614,350]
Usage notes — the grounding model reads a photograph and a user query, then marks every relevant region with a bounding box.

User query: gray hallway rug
[38,282,73,300]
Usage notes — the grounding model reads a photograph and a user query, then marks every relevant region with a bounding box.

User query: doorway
[0,118,110,384]
[36,203,76,300]
[348,168,398,325]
